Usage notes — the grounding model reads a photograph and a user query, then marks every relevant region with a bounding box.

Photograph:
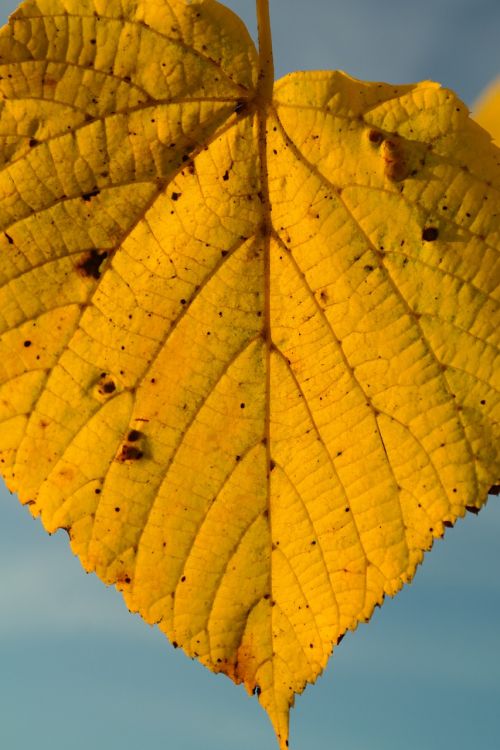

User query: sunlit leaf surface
[0,1,498,747]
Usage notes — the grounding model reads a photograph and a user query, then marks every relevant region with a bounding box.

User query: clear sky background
[0,1,499,749]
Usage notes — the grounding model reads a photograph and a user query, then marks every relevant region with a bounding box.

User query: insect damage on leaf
[0,2,498,750]
[76,249,109,280]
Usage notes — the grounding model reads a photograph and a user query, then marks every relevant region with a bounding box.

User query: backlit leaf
[474,75,500,145]
[0,1,499,747]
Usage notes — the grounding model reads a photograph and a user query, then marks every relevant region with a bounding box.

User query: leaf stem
[256,0,274,100]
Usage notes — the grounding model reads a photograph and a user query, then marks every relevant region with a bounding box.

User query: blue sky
[0,1,499,749]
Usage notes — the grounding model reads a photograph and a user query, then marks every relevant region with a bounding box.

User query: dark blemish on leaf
[4,232,13,245]
[172,641,178,648]
[364,264,374,272]
[422,226,439,242]
[115,507,120,513]
[466,505,480,514]
[480,399,486,405]
[94,488,101,494]
[23,340,32,347]
[235,455,241,462]
[444,521,453,528]
[29,138,39,147]
[269,460,276,472]
[368,129,383,145]
[82,187,100,201]
[77,249,108,279]
[222,170,229,181]
[234,98,248,115]
[127,430,142,442]
[240,402,246,409]
[180,576,186,582]
[382,138,410,181]
[171,192,181,201]
[102,381,116,394]
[117,444,143,462]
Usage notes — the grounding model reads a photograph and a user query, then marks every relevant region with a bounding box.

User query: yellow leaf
[0,1,499,748]
[474,75,500,145]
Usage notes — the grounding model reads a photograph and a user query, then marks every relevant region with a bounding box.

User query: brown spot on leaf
[422,226,439,242]
[368,129,384,145]
[116,444,144,462]
[94,374,118,399]
[234,98,248,115]
[127,429,142,442]
[77,249,108,280]
[382,137,411,181]
[116,573,131,585]
[81,187,100,202]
